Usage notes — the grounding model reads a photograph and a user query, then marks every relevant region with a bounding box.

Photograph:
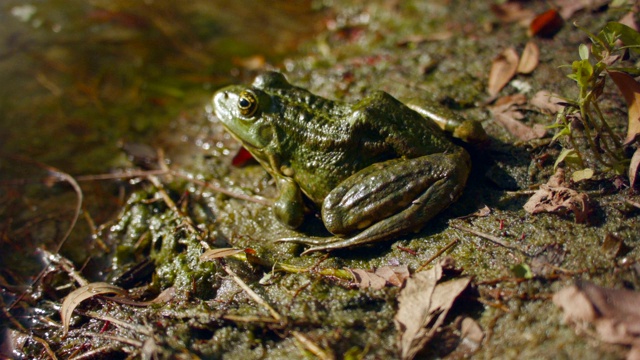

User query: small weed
[551,21,640,183]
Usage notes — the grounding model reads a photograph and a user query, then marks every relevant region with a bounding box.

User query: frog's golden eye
[238,90,258,117]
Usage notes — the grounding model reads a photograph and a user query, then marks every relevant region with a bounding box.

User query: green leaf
[571,59,593,88]
[552,125,571,142]
[511,263,533,279]
[603,22,640,55]
[554,148,580,169]
[610,0,630,7]
[579,44,589,60]
[571,168,594,182]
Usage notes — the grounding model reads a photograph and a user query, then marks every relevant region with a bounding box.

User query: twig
[626,198,640,209]
[222,314,281,324]
[222,265,282,321]
[292,331,336,360]
[85,311,153,336]
[146,175,206,247]
[83,332,143,347]
[451,223,529,257]
[31,334,58,360]
[416,238,459,272]
[222,264,334,358]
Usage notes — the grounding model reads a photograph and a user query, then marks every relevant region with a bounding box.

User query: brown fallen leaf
[459,317,484,353]
[490,94,547,141]
[350,269,386,290]
[530,90,565,114]
[60,282,127,336]
[490,3,535,24]
[523,168,591,223]
[349,265,410,289]
[608,70,640,145]
[395,262,471,360]
[488,47,519,97]
[517,41,540,74]
[553,281,640,359]
[619,11,639,33]
[375,265,410,287]
[630,147,640,188]
[555,0,610,20]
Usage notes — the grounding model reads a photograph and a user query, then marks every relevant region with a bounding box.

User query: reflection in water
[0,0,323,298]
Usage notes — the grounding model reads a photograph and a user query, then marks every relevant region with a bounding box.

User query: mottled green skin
[213,72,470,253]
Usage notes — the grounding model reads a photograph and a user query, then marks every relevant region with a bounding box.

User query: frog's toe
[276,236,341,246]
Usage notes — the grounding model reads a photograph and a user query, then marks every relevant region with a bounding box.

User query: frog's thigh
[319,152,469,249]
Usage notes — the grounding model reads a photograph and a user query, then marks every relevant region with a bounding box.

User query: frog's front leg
[279,149,470,254]
[273,175,305,229]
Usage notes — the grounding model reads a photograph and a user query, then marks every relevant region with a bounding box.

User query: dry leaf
[490,3,535,24]
[556,0,610,20]
[553,280,640,359]
[488,47,519,97]
[630,147,640,188]
[350,268,387,290]
[619,11,639,33]
[200,248,244,261]
[375,265,410,287]
[473,205,491,217]
[60,282,127,336]
[607,70,640,145]
[517,41,540,74]
[490,94,547,141]
[524,169,591,223]
[459,317,484,353]
[349,265,410,289]
[530,90,565,114]
[395,263,471,360]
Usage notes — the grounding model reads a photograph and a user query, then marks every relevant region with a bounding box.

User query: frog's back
[349,91,457,158]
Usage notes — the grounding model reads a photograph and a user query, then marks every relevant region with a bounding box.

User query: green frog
[213,72,473,254]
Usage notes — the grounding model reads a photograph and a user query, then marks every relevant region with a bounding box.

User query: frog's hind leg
[279,150,470,255]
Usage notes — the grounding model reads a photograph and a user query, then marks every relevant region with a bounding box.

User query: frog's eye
[238,90,259,117]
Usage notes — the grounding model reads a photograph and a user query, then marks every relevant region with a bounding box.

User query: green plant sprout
[551,22,640,182]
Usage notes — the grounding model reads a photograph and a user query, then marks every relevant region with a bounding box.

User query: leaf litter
[394,260,474,360]
[348,264,410,289]
[524,168,591,223]
[490,94,548,141]
[553,281,640,359]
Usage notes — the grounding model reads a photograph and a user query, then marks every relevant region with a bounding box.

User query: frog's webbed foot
[277,223,402,255]
[277,236,347,255]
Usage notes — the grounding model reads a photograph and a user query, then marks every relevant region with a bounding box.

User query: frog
[212,71,473,255]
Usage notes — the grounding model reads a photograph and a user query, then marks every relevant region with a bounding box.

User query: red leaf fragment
[232,147,255,167]
[528,9,564,38]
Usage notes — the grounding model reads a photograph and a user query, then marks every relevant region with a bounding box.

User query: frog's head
[213,72,292,160]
